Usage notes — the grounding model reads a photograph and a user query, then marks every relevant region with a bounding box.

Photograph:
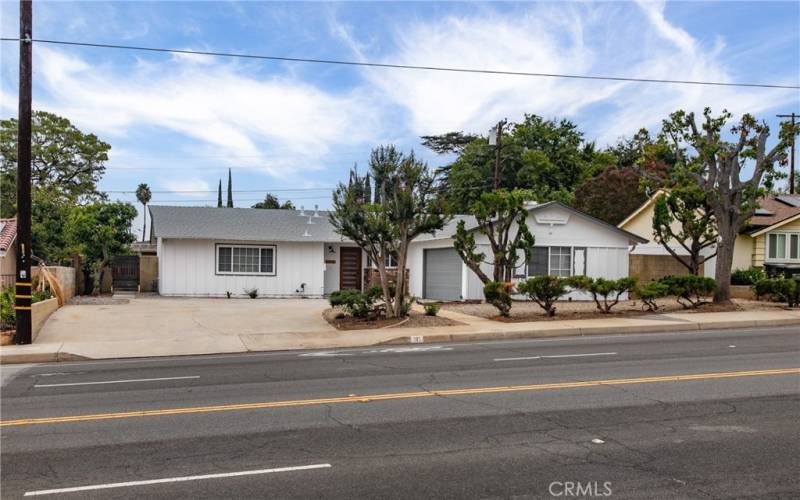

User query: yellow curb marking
[2,368,798,427]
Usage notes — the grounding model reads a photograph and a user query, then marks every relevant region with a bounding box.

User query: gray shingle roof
[148,206,346,243]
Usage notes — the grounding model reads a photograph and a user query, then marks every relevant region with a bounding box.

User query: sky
[0,0,798,239]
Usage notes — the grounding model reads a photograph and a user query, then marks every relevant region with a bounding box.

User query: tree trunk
[142,203,147,242]
[713,228,736,303]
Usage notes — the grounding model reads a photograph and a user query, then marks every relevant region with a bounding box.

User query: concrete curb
[378,317,800,346]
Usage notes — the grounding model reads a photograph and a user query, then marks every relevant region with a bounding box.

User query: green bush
[567,276,637,313]
[329,288,378,318]
[423,303,440,316]
[517,276,570,317]
[659,275,716,309]
[752,278,799,307]
[484,281,513,317]
[731,267,765,286]
[1,288,15,329]
[636,281,670,312]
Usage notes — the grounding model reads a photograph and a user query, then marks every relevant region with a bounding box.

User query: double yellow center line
[2,367,797,427]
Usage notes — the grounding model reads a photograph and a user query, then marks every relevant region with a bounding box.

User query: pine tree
[226,168,233,208]
[217,179,222,207]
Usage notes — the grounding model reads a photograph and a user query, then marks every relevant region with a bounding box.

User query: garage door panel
[424,248,463,300]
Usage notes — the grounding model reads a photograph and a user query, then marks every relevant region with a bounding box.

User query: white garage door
[423,248,463,301]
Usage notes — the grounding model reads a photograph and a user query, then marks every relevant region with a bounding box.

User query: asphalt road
[1,326,799,499]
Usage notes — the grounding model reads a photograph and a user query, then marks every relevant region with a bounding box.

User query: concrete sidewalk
[2,306,799,364]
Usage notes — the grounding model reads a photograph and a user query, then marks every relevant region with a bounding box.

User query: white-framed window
[216,244,276,275]
[367,253,398,268]
[527,246,580,277]
[767,232,800,261]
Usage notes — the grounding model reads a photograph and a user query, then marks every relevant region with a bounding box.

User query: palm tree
[135,183,152,241]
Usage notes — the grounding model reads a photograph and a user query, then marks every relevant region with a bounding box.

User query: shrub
[329,288,378,318]
[731,267,765,286]
[659,275,716,309]
[752,277,799,307]
[244,288,258,299]
[484,281,513,317]
[226,291,232,299]
[32,288,52,303]
[567,276,637,313]
[423,303,440,316]
[0,288,15,329]
[517,276,570,317]
[636,281,670,312]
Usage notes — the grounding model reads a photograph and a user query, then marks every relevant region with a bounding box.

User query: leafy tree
[67,202,137,294]
[226,168,233,207]
[421,131,480,155]
[135,183,152,241]
[453,189,535,316]
[573,166,647,225]
[439,115,599,213]
[330,146,447,318]
[1,111,109,217]
[252,193,295,209]
[31,188,73,265]
[651,187,717,275]
[659,108,798,302]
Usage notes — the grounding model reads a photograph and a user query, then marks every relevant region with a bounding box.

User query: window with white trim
[767,232,800,261]
[367,253,398,268]
[217,245,276,275]
[527,246,575,277]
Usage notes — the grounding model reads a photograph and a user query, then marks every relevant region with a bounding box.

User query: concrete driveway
[35,297,337,359]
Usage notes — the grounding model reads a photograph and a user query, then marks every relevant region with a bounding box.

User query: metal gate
[423,248,463,301]
[112,255,140,292]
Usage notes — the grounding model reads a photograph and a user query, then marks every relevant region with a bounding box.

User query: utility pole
[15,0,33,344]
[489,119,506,190]
[777,113,797,195]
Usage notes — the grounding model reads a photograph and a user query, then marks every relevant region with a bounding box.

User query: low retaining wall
[32,297,59,342]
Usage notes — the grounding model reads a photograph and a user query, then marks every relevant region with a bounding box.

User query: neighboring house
[0,218,17,289]
[618,192,800,281]
[149,202,646,299]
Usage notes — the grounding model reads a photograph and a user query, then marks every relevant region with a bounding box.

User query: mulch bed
[444,297,786,323]
[323,309,463,331]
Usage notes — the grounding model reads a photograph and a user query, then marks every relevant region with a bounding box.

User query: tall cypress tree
[217,179,223,207]
[226,168,233,207]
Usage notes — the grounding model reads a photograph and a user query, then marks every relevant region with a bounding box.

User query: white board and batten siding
[158,238,325,297]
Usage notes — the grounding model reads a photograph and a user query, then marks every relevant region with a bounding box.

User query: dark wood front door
[339,247,362,291]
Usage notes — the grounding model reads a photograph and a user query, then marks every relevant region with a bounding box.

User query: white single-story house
[148,201,646,299]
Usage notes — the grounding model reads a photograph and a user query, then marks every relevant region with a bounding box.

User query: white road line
[494,352,617,362]
[23,463,332,496]
[34,376,200,388]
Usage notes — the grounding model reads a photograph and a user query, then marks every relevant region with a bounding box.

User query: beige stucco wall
[139,255,159,292]
[620,200,684,242]
[31,297,59,342]
[33,266,76,301]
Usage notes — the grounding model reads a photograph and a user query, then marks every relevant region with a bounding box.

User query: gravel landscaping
[323,308,463,330]
[442,297,787,322]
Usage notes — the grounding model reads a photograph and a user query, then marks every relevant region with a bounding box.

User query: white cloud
[345,2,796,144]
[29,47,385,178]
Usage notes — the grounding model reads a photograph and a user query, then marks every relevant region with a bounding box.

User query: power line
[1,37,797,90]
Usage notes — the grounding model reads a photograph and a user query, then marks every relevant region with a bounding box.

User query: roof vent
[307,216,315,225]
[313,204,320,217]
[299,206,305,216]
[302,228,311,237]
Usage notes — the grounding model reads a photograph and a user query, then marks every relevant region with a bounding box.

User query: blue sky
[1,1,798,238]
